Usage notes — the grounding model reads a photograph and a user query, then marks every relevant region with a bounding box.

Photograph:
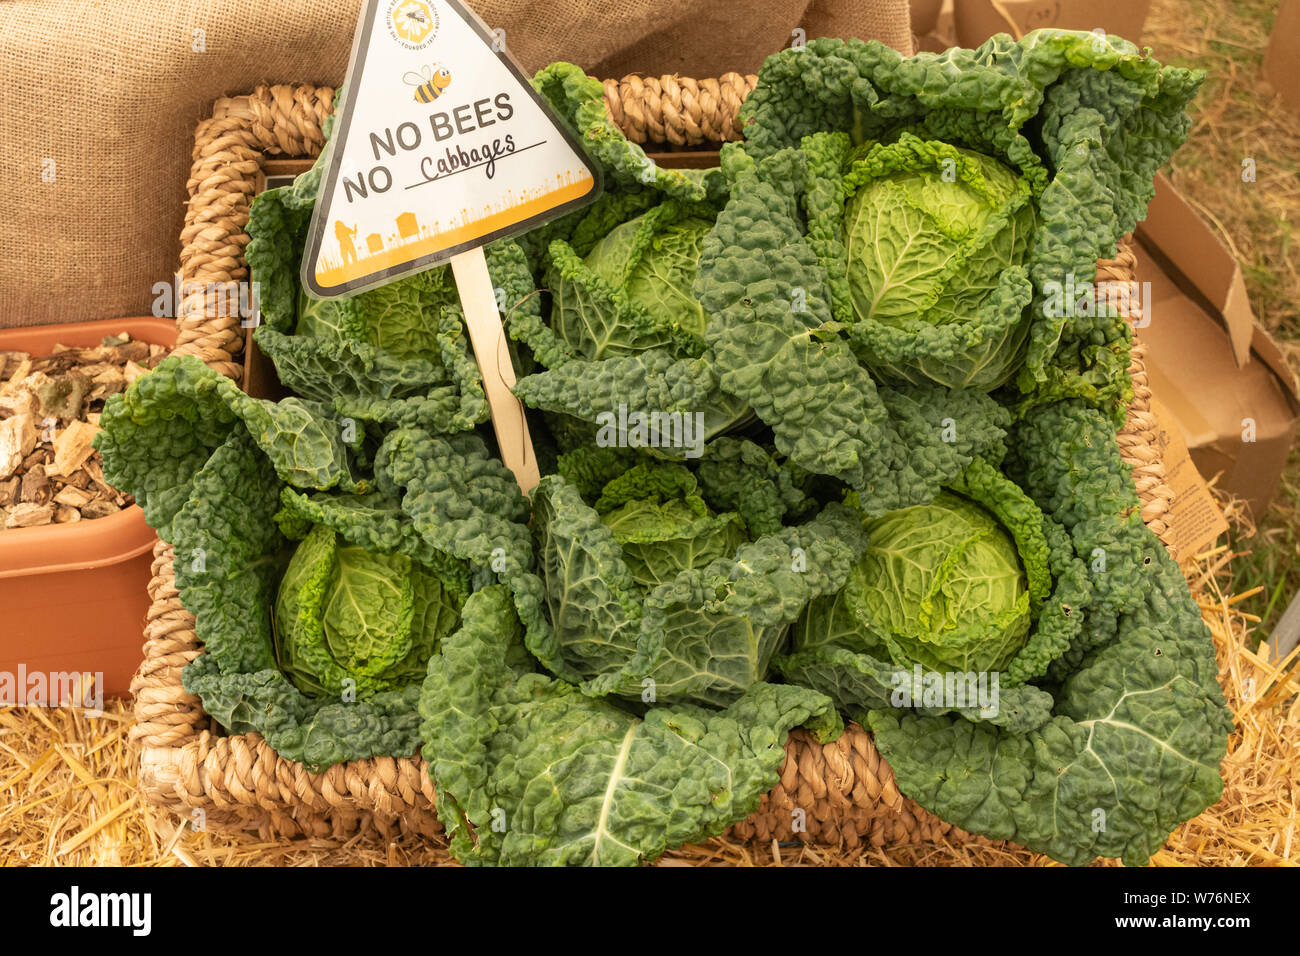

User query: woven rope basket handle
[174,86,334,379]
[602,74,757,146]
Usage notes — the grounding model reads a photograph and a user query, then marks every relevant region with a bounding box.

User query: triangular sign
[302,0,600,298]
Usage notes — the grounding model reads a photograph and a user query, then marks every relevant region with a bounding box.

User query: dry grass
[1144,0,1300,633]
[1147,0,1299,342]
[1,539,1293,867]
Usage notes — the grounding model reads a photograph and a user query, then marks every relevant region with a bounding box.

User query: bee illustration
[403,64,451,104]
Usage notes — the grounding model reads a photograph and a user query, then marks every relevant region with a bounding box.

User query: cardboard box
[952,0,1150,47]
[1134,173,1300,519]
[1263,0,1300,118]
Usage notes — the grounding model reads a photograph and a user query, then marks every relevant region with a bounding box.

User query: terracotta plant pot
[0,316,175,700]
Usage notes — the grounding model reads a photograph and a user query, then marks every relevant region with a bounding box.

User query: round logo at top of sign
[387,0,439,49]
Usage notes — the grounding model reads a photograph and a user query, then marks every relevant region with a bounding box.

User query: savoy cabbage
[96,357,529,770]
[699,30,1204,496]
[779,399,1232,866]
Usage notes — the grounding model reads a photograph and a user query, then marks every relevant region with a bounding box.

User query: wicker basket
[131,81,1177,847]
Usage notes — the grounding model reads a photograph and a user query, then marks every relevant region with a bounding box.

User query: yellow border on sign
[314,173,595,288]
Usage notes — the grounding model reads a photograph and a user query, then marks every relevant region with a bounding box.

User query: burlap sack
[0,0,911,328]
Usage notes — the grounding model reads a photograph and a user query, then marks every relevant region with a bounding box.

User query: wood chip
[20,464,50,505]
[49,420,99,478]
[5,502,54,528]
[21,447,50,472]
[81,458,115,497]
[87,381,126,403]
[0,350,30,380]
[0,389,36,419]
[79,497,120,519]
[1,358,32,395]
[122,360,148,386]
[65,469,90,490]
[53,505,80,524]
[0,413,38,479]
[0,476,18,506]
[52,485,91,509]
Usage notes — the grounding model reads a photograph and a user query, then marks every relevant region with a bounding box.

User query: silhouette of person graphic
[335,220,359,266]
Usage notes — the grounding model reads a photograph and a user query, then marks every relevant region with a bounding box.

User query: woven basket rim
[134,81,1178,846]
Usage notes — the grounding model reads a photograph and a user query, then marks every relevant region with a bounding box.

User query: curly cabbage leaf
[734,30,1202,419]
[419,585,842,866]
[521,457,865,708]
[94,355,365,539]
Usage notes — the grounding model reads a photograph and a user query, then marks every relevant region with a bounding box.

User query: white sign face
[301,0,600,297]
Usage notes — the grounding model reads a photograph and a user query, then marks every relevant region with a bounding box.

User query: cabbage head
[802,491,1031,673]
[556,207,714,358]
[274,523,465,699]
[818,132,1037,390]
[591,460,746,589]
[512,196,755,448]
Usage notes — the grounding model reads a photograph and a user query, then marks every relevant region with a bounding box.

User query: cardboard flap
[953,0,1150,47]
[1137,173,1256,366]
[1147,394,1229,562]
[1263,0,1300,118]
[1252,324,1300,413]
[1142,360,1220,449]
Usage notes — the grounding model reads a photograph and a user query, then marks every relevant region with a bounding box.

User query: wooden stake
[450,245,540,496]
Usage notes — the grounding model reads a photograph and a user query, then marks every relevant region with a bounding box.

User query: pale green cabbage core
[273,523,462,698]
[843,147,1033,329]
[585,214,713,341]
[850,491,1030,673]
